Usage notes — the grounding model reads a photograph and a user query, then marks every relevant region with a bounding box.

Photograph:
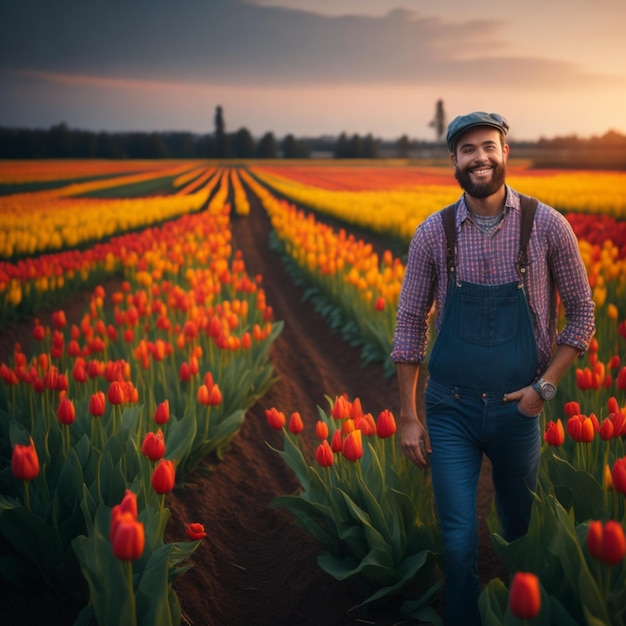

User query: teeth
[472,168,490,174]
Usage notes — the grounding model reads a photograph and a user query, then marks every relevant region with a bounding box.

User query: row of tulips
[0,198,282,624]
[0,161,212,260]
[251,165,626,245]
[0,175,230,323]
[240,168,402,377]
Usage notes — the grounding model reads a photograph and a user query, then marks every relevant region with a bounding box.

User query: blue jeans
[426,379,540,625]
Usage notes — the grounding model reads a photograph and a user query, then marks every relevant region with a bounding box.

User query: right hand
[400,417,431,468]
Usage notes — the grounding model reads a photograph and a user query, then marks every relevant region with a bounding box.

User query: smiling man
[391,112,595,625]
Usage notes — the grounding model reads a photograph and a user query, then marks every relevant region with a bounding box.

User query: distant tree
[429,99,446,142]
[257,132,277,158]
[214,105,233,158]
[281,134,310,158]
[397,134,411,158]
[48,122,72,157]
[231,127,256,158]
[334,132,350,158]
[349,134,363,158]
[362,134,378,158]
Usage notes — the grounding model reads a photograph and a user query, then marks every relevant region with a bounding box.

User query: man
[391,112,595,625]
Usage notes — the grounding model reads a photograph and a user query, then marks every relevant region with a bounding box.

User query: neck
[465,187,506,216]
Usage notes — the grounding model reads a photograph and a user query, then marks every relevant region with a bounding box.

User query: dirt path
[0,192,504,626]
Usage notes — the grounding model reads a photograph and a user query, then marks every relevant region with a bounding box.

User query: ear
[450,152,457,167]
[503,143,510,161]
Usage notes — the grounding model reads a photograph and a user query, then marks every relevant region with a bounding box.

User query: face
[451,127,509,199]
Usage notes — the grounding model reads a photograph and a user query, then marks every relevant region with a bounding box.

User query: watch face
[542,383,557,400]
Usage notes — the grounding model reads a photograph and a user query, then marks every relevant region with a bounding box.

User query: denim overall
[426,276,541,626]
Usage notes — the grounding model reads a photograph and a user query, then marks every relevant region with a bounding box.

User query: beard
[454,160,507,199]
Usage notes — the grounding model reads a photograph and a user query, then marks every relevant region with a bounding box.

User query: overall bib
[426,277,541,626]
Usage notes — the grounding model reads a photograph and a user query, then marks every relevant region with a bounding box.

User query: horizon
[2,0,625,142]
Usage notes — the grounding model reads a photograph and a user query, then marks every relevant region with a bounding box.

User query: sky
[1,0,626,141]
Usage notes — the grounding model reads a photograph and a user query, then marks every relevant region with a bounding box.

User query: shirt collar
[456,185,518,227]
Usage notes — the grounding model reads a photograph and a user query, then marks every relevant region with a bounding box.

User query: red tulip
[601,521,626,566]
[186,522,207,541]
[543,419,565,446]
[111,512,145,561]
[376,409,397,439]
[56,398,76,426]
[141,429,166,461]
[154,400,170,425]
[265,407,286,430]
[342,430,363,462]
[587,520,603,560]
[374,296,386,311]
[331,395,351,420]
[617,367,626,391]
[331,429,343,452]
[11,437,40,481]
[564,400,580,417]
[288,412,304,434]
[197,384,210,405]
[599,418,614,441]
[108,380,125,405]
[315,440,334,467]
[607,396,620,414]
[151,459,176,494]
[509,571,541,620]
[612,458,626,495]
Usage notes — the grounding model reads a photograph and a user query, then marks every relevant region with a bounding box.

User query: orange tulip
[543,419,565,446]
[288,412,304,434]
[151,459,176,494]
[265,407,286,430]
[11,437,40,481]
[331,395,351,420]
[509,571,541,620]
[342,430,363,462]
[587,520,604,560]
[316,420,329,440]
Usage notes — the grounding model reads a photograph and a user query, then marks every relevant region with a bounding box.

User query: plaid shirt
[391,187,595,372]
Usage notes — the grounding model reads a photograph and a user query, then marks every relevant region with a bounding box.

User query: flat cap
[446,111,509,152]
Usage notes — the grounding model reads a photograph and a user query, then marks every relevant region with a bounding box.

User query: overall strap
[441,203,457,277]
[441,194,538,278]
[516,194,538,276]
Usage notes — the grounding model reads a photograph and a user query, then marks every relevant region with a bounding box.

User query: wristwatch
[532,378,557,400]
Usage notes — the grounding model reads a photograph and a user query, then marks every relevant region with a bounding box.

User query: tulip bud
[111,512,145,561]
[612,458,626,495]
[154,400,170,425]
[11,437,40,481]
[108,380,125,405]
[315,440,334,467]
[315,420,329,440]
[56,398,76,426]
[509,571,541,620]
[376,409,397,439]
[342,430,363,462]
[151,459,176,494]
[265,407,286,430]
[141,429,166,461]
[543,419,565,446]
[288,412,304,434]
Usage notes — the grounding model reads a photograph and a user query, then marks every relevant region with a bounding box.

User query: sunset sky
[1,0,625,141]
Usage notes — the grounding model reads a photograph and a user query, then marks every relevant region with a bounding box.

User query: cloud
[0,0,616,91]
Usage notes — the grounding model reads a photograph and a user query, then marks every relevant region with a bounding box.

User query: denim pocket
[459,294,518,346]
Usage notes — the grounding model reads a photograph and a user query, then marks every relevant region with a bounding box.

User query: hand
[503,385,544,416]
[400,418,431,468]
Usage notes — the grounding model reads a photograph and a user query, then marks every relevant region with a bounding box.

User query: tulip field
[1,158,626,625]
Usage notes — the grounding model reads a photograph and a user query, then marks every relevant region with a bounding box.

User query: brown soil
[0,193,505,625]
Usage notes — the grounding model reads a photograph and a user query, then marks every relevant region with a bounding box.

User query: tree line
[1,119,625,163]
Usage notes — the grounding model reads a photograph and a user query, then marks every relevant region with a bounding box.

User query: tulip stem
[125,560,137,621]
[23,481,31,512]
